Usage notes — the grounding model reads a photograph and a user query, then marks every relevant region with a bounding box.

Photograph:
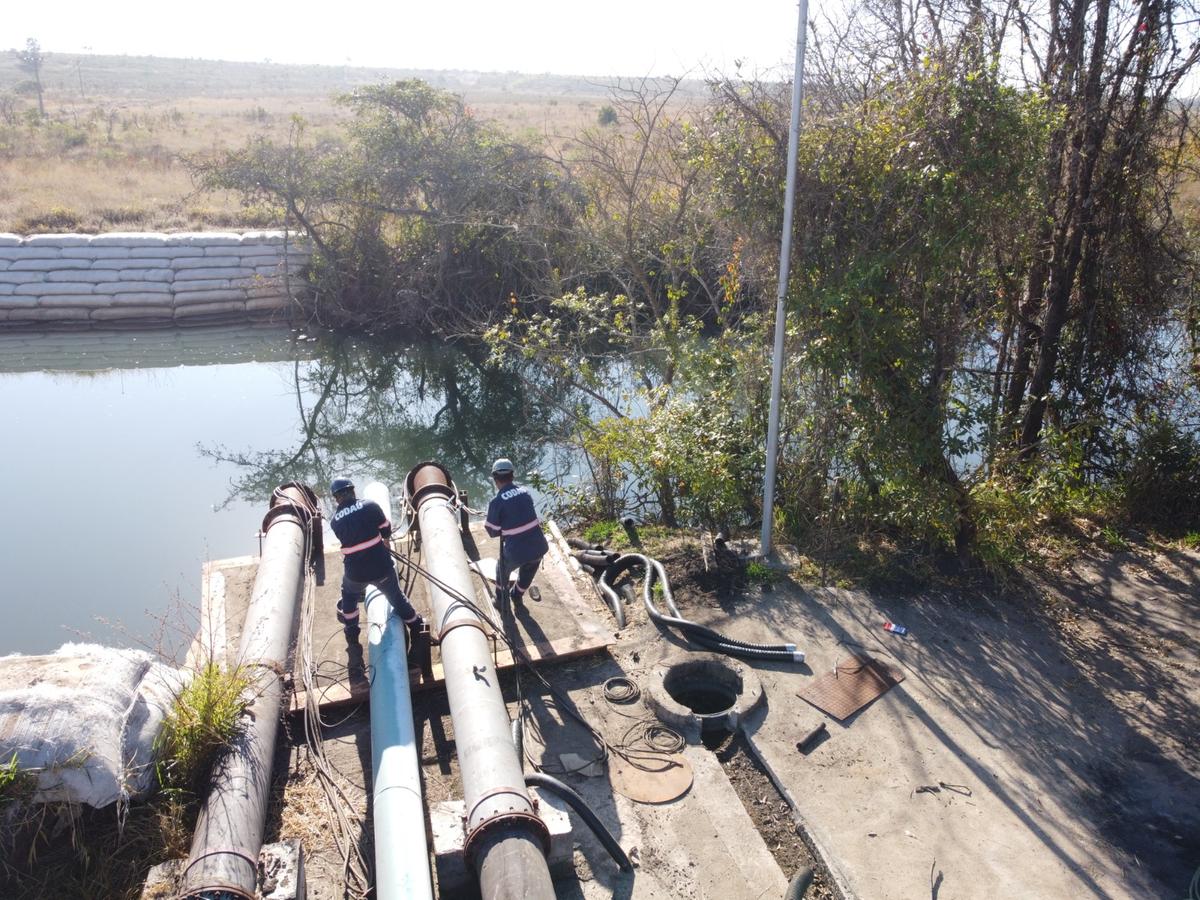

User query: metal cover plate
[797,652,905,721]
[608,752,694,804]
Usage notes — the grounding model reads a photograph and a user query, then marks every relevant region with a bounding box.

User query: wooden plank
[288,629,613,716]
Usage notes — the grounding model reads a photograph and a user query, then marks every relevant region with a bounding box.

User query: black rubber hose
[573,549,620,569]
[523,773,633,872]
[676,625,800,662]
[566,537,604,551]
[785,867,814,899]
[595,569,628,628]
[612,553,801,661]
[642,556,796,654]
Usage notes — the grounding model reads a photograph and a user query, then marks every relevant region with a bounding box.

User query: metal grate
[797,652,905,721]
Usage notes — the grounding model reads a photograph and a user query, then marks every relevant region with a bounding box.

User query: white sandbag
[0,643,188,808]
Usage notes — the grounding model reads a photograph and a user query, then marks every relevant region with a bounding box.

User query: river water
[0,325,564,657]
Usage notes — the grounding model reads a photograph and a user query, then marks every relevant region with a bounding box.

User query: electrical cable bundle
[289,486,372,900]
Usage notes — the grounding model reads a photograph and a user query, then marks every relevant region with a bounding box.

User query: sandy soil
[647,539,1200,899]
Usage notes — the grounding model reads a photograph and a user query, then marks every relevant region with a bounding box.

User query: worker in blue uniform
[328,477,423,639]
[484,458,548,605]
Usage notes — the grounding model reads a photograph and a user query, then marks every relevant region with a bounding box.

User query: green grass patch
[583,519,620,545]
[155,661,251,796]
[744,559,779,585]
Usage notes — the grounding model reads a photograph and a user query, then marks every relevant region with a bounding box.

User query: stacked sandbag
[0,643,188,808]
[0,231,310,329]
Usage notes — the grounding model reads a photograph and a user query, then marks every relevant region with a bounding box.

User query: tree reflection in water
[202,333,572,510]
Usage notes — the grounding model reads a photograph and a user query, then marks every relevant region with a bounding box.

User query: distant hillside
[0,50,706,102]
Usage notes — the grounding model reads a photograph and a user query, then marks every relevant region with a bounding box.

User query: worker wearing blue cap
[484,458,548,605]
[329,477,423,639]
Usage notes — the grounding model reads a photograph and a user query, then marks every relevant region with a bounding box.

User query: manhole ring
[645,653,764,743]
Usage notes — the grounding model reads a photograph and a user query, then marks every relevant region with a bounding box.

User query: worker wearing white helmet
[484,458,548,605]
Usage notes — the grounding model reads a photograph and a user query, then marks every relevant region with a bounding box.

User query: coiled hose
[523,772,633,873]
[603,553,803,663]
[595,566,628,628]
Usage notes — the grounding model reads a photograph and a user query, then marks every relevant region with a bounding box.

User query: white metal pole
[760,0,810,556]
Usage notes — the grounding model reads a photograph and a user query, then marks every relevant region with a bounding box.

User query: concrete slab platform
[628,572,1194,900]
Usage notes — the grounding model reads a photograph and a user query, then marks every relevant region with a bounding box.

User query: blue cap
[330,477,355,495]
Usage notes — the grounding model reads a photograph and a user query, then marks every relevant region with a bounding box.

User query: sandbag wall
[0,231,310,328]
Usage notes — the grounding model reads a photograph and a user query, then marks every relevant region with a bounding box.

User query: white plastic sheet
[0,642,187,808]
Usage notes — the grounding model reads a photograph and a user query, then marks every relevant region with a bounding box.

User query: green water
[0,326,562,657]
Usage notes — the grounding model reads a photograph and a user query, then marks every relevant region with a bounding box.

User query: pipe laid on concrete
[180,483,319,900]
[405,461,555,900]
[362,481,434,900]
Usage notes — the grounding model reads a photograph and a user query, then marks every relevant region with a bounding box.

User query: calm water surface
[0,326,561,657]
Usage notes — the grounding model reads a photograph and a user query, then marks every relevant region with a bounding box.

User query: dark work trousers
[340,566,418,624]
[498,547,543,604]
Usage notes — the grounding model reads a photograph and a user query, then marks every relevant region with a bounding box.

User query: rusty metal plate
[608,752,693,804]
[797,653,905,721]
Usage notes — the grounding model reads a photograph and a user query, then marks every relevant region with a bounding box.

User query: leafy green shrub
[971,430,1113,571]
[1121,417,1200,535]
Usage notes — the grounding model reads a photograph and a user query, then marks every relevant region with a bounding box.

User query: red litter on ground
[883,621,908,636]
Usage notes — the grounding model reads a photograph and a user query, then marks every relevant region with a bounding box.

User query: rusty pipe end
[405,460,456,508]
[262,482,319,533]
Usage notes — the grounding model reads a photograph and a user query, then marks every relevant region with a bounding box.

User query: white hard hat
[491,458,515,476]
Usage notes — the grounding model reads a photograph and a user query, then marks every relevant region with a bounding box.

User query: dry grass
[0,53,630,234]
[275,759,339,850]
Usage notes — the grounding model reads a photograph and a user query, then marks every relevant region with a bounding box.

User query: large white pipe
[362,481,433,900]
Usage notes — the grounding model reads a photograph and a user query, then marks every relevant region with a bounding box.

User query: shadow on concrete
[717,553,1200,898]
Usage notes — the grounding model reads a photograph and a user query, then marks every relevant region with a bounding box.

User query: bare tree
[16,38,45,119]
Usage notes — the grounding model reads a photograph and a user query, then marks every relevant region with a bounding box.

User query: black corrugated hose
[785,867,814,898]
[607,553,804,663]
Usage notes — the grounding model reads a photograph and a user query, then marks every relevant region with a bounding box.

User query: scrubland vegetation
[8,2,1200,580]
[0,51,616,232]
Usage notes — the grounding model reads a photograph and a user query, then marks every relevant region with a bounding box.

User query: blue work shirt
[485,483,549,567]
[331,497,393,581]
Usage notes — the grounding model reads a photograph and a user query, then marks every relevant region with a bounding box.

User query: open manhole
[647,654,764,743]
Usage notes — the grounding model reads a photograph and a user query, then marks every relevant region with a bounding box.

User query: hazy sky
[6,1,803,78]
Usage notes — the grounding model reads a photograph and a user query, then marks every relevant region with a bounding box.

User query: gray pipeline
[179,483,319,900]
[406,461,555,900]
